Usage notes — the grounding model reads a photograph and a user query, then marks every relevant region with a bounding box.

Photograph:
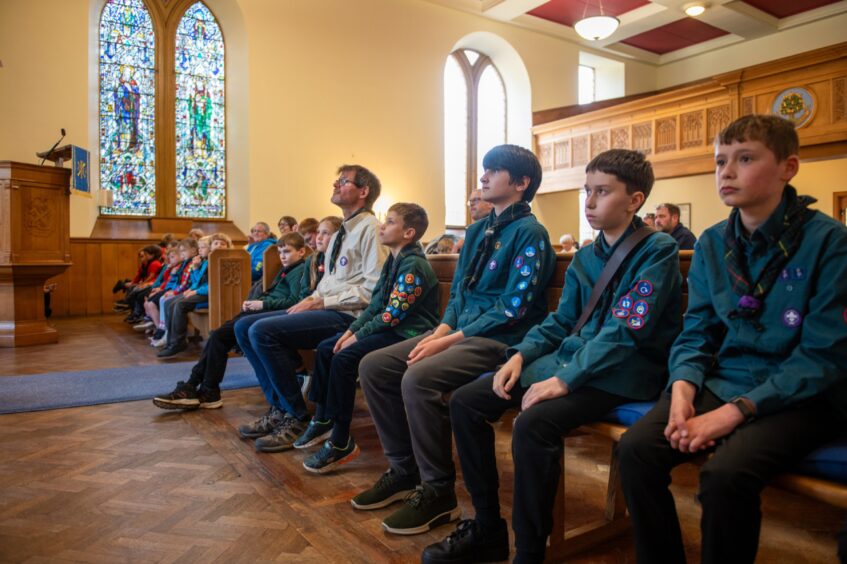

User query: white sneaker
[133,320,154,332]
[151,334,168,347]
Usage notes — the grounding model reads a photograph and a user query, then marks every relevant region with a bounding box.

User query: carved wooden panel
[554,140,570,169]
[835,77,846,123]
[221,259,243,286]
[611,127,629,149]
[656,117,677,153]
[539,143,553,171]
[681,111,704,149]
[742,96,754,116]
[590,131,609,158]
[632,122,652,155]
[707,105,731,142]
[572,135,589,167]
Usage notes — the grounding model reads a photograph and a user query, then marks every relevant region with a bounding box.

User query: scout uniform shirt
[311,211,387,318]
[441,206,556,347]
[348,243,439,340]
[297,253,324,302]
[668,190,847,416]
[259,259,306,311]
[511,219,682,398]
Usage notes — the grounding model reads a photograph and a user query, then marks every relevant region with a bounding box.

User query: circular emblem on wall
[771,87,816,128]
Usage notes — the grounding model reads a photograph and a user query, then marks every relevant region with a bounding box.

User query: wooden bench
[186,249,252,339]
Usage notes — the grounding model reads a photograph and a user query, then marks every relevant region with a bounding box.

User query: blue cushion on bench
[795,437,847,484]
[604,402,656,426]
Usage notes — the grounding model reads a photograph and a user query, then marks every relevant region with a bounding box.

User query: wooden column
[0,162,72,346]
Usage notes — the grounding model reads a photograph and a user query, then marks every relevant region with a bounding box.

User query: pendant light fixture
[574,0,620,41]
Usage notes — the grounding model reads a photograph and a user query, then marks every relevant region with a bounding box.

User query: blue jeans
[233,310,289,409]
[238,309,355,418]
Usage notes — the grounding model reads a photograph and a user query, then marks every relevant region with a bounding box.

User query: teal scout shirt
[668,191,847,417]
[511,222,682,398]
[259,260,306,311]
[441,210,555,347]
[297,253,323,302]
[348,243,439,340]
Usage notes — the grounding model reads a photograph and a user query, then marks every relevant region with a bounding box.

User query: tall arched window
[98,0,226,219]
[443,49,506,227]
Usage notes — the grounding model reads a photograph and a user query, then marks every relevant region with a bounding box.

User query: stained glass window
[175,2,226,218]
[99,0,156,216]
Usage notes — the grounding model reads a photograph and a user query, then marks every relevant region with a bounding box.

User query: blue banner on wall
[72,145,90,194]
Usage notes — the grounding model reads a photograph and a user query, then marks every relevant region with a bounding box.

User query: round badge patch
[619,295,634,310]
[635,280,653,297]
[382,312,392,323]
[397,274,404,283]
[518,280,529,291]
[520,265,532,277]
[539,240,546,251]
[339,256,348,267]
[633,300,649,316]
[391,319,400,327]
[488,259,498,271]
[405,274,415,284]
[514,256,525,269]
[782,308,803,328]
[511,296,522,308]
[398,284,405,293]
[525,246,536,258]
[627,315,645,330]
[612,308,629,319]
[414,287,422,297]
[408,295,416,304]
[504,308,515,318]
[494,241,501,250]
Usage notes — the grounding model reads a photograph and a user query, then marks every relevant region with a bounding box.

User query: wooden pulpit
[0,162,72,346]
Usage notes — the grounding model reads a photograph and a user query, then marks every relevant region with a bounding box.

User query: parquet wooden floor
[0,316,842,563]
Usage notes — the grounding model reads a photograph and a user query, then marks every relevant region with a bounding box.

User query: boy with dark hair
[422,148,682,563]
[353,144,556,536]
[293,203,439,473]
[618,114,847,564]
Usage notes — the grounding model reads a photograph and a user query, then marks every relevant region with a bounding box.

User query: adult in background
[655,203,696,250]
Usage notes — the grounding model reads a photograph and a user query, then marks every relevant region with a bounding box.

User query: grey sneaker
[293,418,333,449]
[254,415,307,452]
[303,438,360,474]
[382,483,460,535]
[237,407,284,439]
[350,468,420,510]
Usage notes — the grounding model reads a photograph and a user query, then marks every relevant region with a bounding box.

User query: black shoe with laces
[197,386,222,409]
[421,518,509,563]
[382,483,460,535]
[238,407,284,439]
[152,381,199,410]
[351,468,421,510]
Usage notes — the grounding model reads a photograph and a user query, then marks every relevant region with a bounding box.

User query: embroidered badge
[527,291,534,302]
[405,274,415,284]
[398,283,406,292]
[791,267,806,280]
[525,246,536,258]
[782,308,802,328]
[627,315,645,330]
[634,280,653,297]
[488,259,498,270]
[780,269,790,281]
[382,312,392,323]
[613,308,629,319]
[401,302,410,311]
[408,294,417,304]
[397,274,404,283]
[391,299,400,308]
[633,300,649,316]
[531,275,538,285]
[504,308,515,318]
[539,240,546,251]
[391,319,400,327]
[339,256,348,267]
[511,296,522,308]
[414,287,422,296]
[619,295,634,310]
[415,276,421,285]
[520,265,532,277]
[398,292,408,300]
[514,256,525,269]
[518,280,529,291]
[494,241,501,250]
[518,306,527,318]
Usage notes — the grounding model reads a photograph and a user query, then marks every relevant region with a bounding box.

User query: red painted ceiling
[740,0,842,19]
[620,18,729,54]
[528,0,649,27]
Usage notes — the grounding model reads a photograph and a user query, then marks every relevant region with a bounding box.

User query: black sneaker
[350,468,421,510]
[197,386,222,409]
[382,483,460,536]
[158,340,188,358]
[151,328,166,340]
[421,518,509,564]
[303,438,360,474]
[293,418,333,449]
[113,302,130,312]
[254,415,307,452]
[152,381,199,410]
[238,407,284,439]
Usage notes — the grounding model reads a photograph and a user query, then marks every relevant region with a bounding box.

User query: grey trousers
[358,333,508,486]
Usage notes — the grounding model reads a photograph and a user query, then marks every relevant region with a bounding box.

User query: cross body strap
[570,226,655,336]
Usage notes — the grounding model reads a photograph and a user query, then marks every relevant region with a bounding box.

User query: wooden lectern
[0,162,72,346]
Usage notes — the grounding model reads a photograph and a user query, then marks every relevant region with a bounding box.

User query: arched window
[98,0,226,219]
[443,49,506,227]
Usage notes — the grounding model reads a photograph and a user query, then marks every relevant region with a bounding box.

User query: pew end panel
[262,245,282,293]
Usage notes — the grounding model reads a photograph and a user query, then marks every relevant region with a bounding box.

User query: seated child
[422,149,682,563]
[133,244,180,332]
[157,234,231,357]
[148,238,196,345]
[617,115,847,564]
[121,245,163,321]
[293,203,440,474]
[152,232,310,409]
[298,217,320,250]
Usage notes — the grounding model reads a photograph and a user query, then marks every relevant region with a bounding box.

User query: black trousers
[186,310,256,391]
[127,285,151,315]
[450,374,628,556]
[618,388,846,564]
[165,293,208,345]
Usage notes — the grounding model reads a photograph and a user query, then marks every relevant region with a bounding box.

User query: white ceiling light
[574,1,620,41]
[684,3,706,17]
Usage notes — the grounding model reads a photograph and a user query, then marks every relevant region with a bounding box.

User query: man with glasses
[246,222,276,282]
[426,189,493,254]
[234,165,386,452]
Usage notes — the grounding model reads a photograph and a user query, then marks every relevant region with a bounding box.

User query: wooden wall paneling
[100,243,120,314]
[68,242,87,316]
[85,243,102,315]
[834,76,847,123]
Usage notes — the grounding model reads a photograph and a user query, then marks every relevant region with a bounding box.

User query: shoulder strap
[570,226,655,336]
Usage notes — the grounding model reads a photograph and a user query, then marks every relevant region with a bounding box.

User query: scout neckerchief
[378,243,425,307]
[329,207,370,274]
[463,201,533,290]
[313,252,326,287]
[264,259,305,295]
[724,184,815,330]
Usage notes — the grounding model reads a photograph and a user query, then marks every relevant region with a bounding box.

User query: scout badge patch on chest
[488,259,498,270]
[339,256,348,267]
[781,308,802,328]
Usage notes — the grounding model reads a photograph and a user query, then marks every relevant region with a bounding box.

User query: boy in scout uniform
[618,114,847,564]
[353,144,557,536]
[422,149,682,564]
[293,203,440,474]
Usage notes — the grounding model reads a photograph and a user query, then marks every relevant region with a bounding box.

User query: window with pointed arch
[443,49,506,227]
[98,0,226,218]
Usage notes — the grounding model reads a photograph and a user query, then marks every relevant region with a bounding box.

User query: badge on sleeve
[382,312,392,323]
[612,308,629,319]
[627,315,645,330]
[633,300,649,316]
[488,259,498,271]
[339,256,348,267]
[780,269,790,281]
[634,280,653,297]
[514,256,524,269]
[539,240,546,251]
[520,265,532,277]
[494,241,501,250]
[511,296,522,308]
[405,274,415,284]
[782,308,802,328]
[518,280,529,290]
[791,267,806,280]
[504,309,515,318]
[414,287,422,296]
[524,246,536,258]
[619,295,634,310]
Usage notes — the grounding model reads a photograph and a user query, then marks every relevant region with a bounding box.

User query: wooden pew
[186,249,251,339]
[262,244,282,292]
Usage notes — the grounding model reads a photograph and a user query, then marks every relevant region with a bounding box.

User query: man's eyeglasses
[467,198,482,207]
[334,177,361,188]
